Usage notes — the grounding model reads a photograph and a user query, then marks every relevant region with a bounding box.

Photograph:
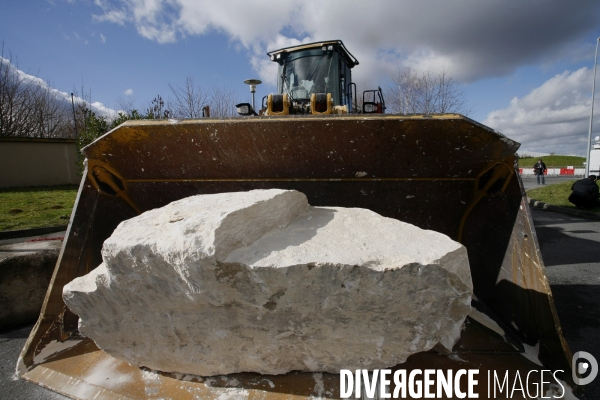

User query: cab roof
[267,40,359,68]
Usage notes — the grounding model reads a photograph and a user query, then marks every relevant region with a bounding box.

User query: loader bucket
[18,114,574,398]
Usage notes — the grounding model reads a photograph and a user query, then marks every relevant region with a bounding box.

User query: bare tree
[208,84,240,118]
[387,68,470,115]
[169,76,207,119]
[1,45,73,138]
[64,86,94,139]
[0,48,38,136]
[32,87,70,138]
[116,96,136,115]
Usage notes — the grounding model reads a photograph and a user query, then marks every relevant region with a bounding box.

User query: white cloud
[83,0,600,156]
[90,0,600,84]
[484,68,599,155]
[124,88,133,96]
[0,57,118,120]
[248,35,313,86]
[93,8,128,26]
[89,101,117,118]
[100,33,106,43]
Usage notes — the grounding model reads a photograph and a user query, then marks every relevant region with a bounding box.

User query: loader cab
[269,41,358,112]
[237,40,385,116]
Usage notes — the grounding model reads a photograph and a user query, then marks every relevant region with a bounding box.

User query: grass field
[0,185,78,231]
[527,180,600,212]
[518,155,585,167]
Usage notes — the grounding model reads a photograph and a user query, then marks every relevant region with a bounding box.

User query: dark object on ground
[568,176,600,209]
[0,249,58,331]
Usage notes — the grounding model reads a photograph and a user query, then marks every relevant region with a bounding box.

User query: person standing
[533,159,547,184]
[568,175,600,209]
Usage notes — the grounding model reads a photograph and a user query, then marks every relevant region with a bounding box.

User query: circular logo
[572,351,598,386]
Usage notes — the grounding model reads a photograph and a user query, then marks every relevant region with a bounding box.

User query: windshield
[278,52,339,103]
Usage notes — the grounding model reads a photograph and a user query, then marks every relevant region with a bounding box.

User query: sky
[1,0,600,156]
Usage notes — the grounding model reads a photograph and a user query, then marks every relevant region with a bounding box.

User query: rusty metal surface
[83,115,517,182]
[19,172,137,370]
[461,179,572,373]
[22,317,559,400]
[18,114,574,398]
[21,317,570,399]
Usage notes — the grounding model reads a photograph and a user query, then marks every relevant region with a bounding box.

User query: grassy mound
[0,185,78,231]
[518,155,585,167]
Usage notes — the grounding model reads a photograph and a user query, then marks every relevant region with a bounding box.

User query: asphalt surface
[532,209,600,399]
[0,326,68,400]
[520,174,580,191]
[1,177,598,399]
[0,232,64,262]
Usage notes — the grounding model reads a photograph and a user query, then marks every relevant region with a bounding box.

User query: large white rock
[63,189,472,376]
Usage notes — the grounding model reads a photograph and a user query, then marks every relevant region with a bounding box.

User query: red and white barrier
[518,168,584,176]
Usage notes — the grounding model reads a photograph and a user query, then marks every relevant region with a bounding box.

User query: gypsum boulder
[63,189,472,376]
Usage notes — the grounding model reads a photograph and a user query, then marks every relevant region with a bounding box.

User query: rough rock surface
[63,189,472,376]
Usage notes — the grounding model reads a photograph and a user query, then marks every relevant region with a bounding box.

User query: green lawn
[0,185,79,231]
[518,155,585,168]
[526,180,600,212]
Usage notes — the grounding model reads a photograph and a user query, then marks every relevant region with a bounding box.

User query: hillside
[518,155,585,167]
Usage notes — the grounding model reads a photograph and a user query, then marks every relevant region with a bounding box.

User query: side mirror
[362,102,380,114]
[362,87,386,114]
[236,103,257,116]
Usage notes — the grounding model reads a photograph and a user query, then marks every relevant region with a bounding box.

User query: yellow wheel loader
[18,40,576,399]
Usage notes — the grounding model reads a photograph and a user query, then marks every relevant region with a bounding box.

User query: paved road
[521,175,579,191]
[532,209,600,398]
[1,208,598,399]
[0,326,68,400]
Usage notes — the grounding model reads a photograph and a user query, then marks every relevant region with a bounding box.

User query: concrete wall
[0,138,79,188]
